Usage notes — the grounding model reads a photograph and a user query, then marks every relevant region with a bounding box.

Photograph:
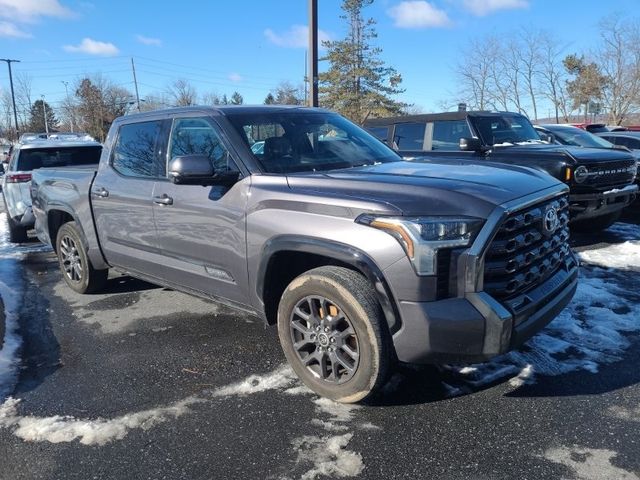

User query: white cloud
[0,21,31,38]
[0,0,73,23]
[136,34,161,46]
[63,38,119,56]
[463,0,529,16]
[264,24,331,49]
[387,1,451,28]
[228,72,243,83]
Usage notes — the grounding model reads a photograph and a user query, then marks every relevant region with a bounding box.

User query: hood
[493,143,636,165]
[286,160,563,218]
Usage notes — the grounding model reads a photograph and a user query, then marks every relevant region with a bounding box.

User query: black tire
[7,215,28,243]
[571,211,621,232]
[277,266,392,403]
[56,221,108,294]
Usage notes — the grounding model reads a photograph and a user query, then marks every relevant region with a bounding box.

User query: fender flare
[256,235,400,333]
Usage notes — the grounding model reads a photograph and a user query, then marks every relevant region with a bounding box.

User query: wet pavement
[0,206,639,480]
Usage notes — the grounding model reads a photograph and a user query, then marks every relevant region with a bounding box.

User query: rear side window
[431,120,472,150]
[366,126,389,143]
[393,123,425,151]
[615,136,640,149]
[15,146,101,172]
[169,117,239,173]
[112,121,164,178]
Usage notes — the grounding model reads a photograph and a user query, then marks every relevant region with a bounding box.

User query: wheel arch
[256,235,400,333]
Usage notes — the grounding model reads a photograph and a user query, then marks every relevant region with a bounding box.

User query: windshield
[16,146,102,171]
[227,111,400,173]
[544,126,614,148]
[469,114,541,146]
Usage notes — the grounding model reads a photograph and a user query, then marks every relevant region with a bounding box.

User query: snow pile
[0,279,22,401]
[291,434,364,480]
[0,396,202,446]
[444,222,640,391]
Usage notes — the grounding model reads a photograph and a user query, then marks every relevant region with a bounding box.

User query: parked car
[596,131,640,151]
[2,137,102,243]
[581,123,627,133]
[365,111,638,231]
[31,106,578,403]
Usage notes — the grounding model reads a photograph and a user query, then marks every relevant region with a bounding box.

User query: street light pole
[0,58,21,138]
[41,95,49,136]
[308,0,318,107]
[61,80,74,133]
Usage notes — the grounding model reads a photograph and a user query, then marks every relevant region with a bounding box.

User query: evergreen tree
[320,0,405,124]
[230,92,244,105]
[264,93,276,104]
[27,99,58,133]
[563,54,607,121]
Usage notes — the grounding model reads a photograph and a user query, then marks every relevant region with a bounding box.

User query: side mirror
[459,137,484,152]
[538,133,553,143]
[168,154,239,187]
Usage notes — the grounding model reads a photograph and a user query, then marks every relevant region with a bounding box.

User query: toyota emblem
[543,207,560,235]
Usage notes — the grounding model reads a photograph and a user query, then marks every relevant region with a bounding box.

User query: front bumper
[569,184,638,221]
[392,258,578,363]
[18,206,35,228]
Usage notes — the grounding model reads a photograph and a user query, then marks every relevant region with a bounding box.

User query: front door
[152,116,250,304]
[91,119,167,279]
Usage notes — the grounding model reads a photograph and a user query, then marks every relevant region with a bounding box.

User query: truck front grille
[484,195,573,300]
[584,159,637,188]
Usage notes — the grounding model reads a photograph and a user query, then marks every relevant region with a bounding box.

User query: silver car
[2,138,102,243]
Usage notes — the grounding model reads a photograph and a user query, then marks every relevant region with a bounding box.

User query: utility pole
[308,0,318,107]
[131,57,141,111]
[0,58,20,138]
[41,95,49,135]
[61,80,74,132]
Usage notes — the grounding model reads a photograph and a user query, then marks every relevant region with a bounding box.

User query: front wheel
[571,211,621,232]
[277,266,392,403]
[56,222,108,294]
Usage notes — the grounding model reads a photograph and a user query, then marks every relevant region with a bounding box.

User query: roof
[538,124,582,130]
[364,110,525,126]
[597,131,640,137]
[120,104,331,122]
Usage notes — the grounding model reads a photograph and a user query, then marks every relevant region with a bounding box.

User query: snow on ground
[578,223,640,270]
[0,396,203,446]
[543,446,639,480]
[443,222,640,392]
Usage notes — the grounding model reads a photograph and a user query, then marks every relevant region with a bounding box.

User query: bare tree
[537,32,572,122]
[595,15,640,125]
[167,79,198,107]
[517,29,543,121]
[14,73,33,130]
[455,36,498,110]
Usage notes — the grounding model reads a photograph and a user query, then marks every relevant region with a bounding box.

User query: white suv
[2,137,102,242]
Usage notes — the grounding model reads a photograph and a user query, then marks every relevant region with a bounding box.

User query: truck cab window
[431,120,472,150]
[112,121,164,178]
[393,123,425,151]
[169,117,239,173]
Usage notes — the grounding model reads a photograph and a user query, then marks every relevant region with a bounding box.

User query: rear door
[91,119,168,278]
[151,115,250,304]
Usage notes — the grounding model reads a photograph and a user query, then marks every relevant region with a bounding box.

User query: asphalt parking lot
[0,207,639,480]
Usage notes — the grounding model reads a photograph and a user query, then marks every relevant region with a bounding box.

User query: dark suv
[366,111,638,231]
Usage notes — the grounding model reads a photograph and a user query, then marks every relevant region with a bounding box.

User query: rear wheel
[56,221,108,294]
[571,211,621,232]
[277,266,392,403]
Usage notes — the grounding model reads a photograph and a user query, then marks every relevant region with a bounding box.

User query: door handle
[92,187,109,198]
[153,194,173,206]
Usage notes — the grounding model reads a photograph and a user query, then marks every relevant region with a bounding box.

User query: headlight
[357,215,484,275]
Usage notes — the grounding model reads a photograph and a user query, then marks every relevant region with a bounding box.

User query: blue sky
[0,0,637,118]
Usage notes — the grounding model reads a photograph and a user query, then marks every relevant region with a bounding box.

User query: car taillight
[5,173,32,183]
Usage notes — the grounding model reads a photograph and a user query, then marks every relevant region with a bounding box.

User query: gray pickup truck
[31,106,578,402]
